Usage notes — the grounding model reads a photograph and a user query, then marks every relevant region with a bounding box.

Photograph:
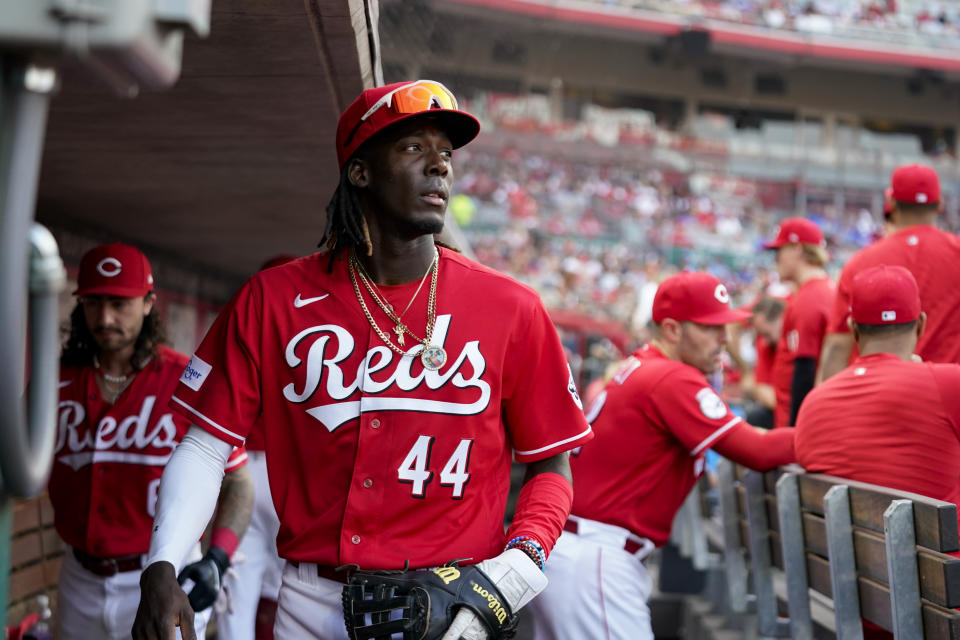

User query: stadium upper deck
[440,0,960,72]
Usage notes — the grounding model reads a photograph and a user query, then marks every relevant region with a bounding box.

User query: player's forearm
[212,464,254,546]
[754,383,776,410]
[146,425,231,572]
[817,333,854,384]
[713,423,795,470]
[789,357,816,426]
[505,453,573,559]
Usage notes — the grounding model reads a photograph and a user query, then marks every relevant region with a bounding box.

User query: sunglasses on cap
[343,80,459,147]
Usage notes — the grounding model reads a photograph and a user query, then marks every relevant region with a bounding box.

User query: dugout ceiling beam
[36,0,377,294]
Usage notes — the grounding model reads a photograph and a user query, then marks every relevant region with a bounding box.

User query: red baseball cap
[891,164,940,205]
[763,217,825,249]
[74,243,154,297]
[850,264,920,325]
[653,272,752,325]
[336,80,481,169]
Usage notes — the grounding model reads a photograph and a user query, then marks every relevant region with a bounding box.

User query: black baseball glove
[177,546,229,612]
[342,563,518,640]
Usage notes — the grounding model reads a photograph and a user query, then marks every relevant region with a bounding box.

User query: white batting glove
[439,548,548,640]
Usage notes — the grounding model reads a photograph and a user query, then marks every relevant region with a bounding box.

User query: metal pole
[0,54,63,633]
[776,473,813,639]
[0,55,60,497]
[744,470,790,636]
[824,485,864,640]
[717,459,748,613]
[884,500,923,639]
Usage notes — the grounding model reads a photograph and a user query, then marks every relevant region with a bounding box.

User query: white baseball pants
[528,518,655,640]
[57,544,210,640]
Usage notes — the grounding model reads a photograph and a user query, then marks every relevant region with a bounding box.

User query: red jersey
[244,418,266,452]
[796,353,960,514]
[828,225,960,365]
[170,250,593,569]
[571,345,743,547]
[772,277,834,427]
[49,346,247,558]
[754,336,775,385]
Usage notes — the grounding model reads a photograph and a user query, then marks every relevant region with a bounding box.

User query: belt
[73,548,143,577]
[563,518,645,555]
[291,562,353,584]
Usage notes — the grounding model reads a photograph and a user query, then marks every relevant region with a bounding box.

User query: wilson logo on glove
[434,566,460,584]
[471,581,508,624]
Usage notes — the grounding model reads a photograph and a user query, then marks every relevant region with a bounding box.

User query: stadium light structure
[0,1,212,626]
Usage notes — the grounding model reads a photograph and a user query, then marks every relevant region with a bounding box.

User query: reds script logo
[54,395,179,470]
[282,314,491,432]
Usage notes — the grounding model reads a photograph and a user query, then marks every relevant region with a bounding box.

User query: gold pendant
[393,324,405,346]
[420,345,447,371]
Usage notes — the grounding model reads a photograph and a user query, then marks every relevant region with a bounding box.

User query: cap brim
[74,285,152,297]
[380,109,481,150]
[688,308,753,325]
[763,240,783,250]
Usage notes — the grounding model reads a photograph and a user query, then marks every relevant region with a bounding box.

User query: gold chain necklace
[353,252,436,347]
[348,249,447,371]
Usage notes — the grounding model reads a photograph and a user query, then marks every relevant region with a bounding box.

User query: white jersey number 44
[397,436,473,499]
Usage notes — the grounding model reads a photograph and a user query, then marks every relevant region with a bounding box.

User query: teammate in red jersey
[797,264,960,528]
[132,81,593,640]
[819,164,960,382]
[743,295,785,428]
[50,243,252,640]
[528,272,795,640]
[764,218,834,426]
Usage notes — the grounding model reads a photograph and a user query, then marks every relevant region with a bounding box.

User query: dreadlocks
[60,300,167,370]
[319,164,372,272]
[318,160,461,273]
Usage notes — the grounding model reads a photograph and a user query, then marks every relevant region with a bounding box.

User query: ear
[937,201,945,215]
[661,318,682,344]
[347,157,370,189]
[916,311,927,340]
[850,320,861,344]
[143,292,157,316]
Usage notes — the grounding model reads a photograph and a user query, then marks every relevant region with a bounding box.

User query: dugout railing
[681,461,960,639]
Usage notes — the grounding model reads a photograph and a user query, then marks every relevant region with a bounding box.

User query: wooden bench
[777,473,960,639]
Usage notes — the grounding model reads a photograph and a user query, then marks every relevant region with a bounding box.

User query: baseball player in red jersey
[764,218,834,426]
[50,244,252,640]
[528,272,796,640]
[132,80,593,640]
[797,265,960,525]
[742,295,785,428]
[215,255,296,640]
[819,164,960,383]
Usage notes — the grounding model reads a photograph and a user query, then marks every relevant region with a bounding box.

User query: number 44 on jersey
[398,436,473,499]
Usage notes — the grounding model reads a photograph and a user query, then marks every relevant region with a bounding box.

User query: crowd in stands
[455,144,870,333]
[590,0,960,41]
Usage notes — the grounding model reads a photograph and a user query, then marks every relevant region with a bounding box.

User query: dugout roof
[36,0,378,287]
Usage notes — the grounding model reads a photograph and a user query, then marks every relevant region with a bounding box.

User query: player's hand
[177,547,230,612]
[439,548,548,640]
[133,561,196,640]
[441,608,489,640]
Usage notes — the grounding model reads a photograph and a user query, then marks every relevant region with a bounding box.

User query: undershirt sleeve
[146,426,233,572]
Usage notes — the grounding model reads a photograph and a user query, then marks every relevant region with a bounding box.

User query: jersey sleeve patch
[567,364,583,410]
[696,387,727,420]
[180,355,213,391]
